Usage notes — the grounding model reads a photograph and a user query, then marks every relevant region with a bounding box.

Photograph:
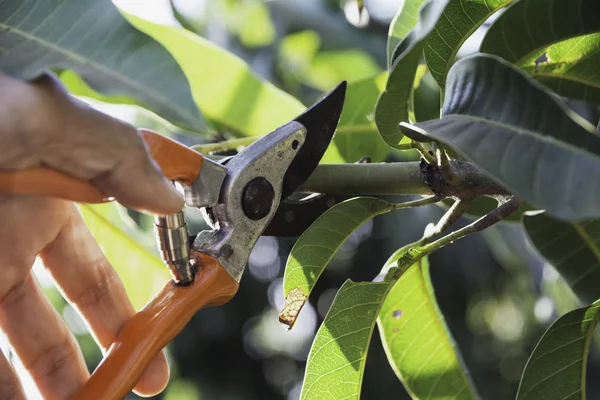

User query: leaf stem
[412,141,436,165]
[435,143,455,184]
[192,137,258,154]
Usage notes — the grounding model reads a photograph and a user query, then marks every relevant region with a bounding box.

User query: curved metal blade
[281,81,347,199]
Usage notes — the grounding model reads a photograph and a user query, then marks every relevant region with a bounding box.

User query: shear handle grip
[0,129,204,203]
[72,252,239,400]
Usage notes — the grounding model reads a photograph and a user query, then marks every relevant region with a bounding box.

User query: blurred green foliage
[5,0,600,399]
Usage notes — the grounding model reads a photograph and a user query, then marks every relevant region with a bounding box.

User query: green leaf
[121,10,346,163]
[300,280,389,400]
[375,0,449,149]
[79,204,170,310]
[523,212,600,304]
[412,54,600,221]
[120,10,303,138]
[520,33,600,106]
[480,0,600,64]
[378,249,476,399]
[0,0,207,133]
[279,197,393,328]
[308,50,380,91]
[334,73,391,163]
[516,301,600,400]
[233,0,275,48]
[387,0,428,66]
[424,0,513,89]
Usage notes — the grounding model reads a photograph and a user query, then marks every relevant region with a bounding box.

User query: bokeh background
[2,0,599,399]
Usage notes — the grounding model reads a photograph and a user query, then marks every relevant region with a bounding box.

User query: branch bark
[299,160,510,200]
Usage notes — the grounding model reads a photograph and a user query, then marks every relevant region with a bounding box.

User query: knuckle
[26,336,78,381]
[70,266,119,312]
[0,278,30,310]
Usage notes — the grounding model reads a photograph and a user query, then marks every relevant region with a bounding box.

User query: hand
[0,72,183,399]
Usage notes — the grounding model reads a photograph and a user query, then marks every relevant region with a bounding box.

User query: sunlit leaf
[0,0,208,133]
[375,0,449,149]
[523,212,600,304]
[280,197,393,328]
[79,203,170,310]
[411,54,600,221]
[378,248,477,399]
[232,0,275,48]
[424,0,513,89]
[387,0,427,66]
[300,280,389,400]
[121,10,346,163]
[480,0,600,64]
[517,301,600,400]
[334,73,391,163]
[278,30,321,88]
[520,33,600,106]
[308,50,380,91]
[120,10,302,137]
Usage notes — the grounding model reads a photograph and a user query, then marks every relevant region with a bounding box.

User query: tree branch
[299,160,510,200]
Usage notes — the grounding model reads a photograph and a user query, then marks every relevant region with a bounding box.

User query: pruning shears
[0,81,346,399]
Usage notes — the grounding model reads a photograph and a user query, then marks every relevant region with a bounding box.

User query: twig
[420,197,523,255]
[393,195,441,210]
[418,198,474,245]
[387,197,523,280]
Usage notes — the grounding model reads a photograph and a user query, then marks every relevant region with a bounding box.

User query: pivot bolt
[242,177,275,220]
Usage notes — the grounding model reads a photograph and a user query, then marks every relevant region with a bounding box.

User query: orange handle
[0,129,204,203]
[72,251,239,400]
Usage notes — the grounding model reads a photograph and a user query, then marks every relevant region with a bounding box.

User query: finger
[40,205,169,396]
[0,73,184,214]
[0,273,89,400]
[90,137,185,215]
[0,349,26,400]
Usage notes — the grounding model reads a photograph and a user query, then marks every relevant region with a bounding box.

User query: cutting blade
[281,81,346,199]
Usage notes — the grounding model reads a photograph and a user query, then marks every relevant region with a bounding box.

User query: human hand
[0,72,183,399]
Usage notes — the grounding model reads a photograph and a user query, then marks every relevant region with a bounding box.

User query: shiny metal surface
[182,157,227,208]
[194,121,307,282]
[155,211,192,284]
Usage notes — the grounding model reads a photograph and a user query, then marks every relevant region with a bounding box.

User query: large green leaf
[412,54,600,221]
[300,280,388,400]
[424,0,513,89]
[0,0,207,133]
[387,0,427,66]
[378,250,476,399]
[120,11,303,137]
[516,301,600,400]
[523,212,600,304]
[334,73,391,163]
[279,197,393,328]
[480,0,600,63]
[375,0,449,149]
[520,33,600,106]
[79,204,170,310]
[121,11,345,163]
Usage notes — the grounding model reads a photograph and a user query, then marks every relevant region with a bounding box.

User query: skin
[0,72,184,399]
